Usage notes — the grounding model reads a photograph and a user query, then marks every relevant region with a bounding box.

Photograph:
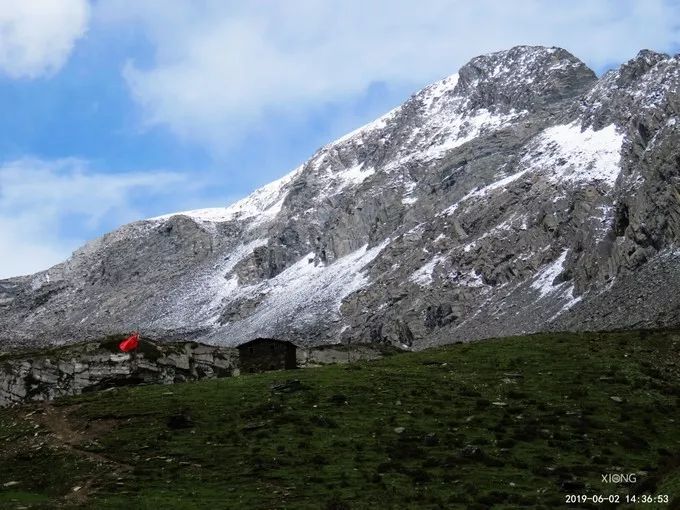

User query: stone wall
[0,338,402,407]
[296,343,401,366]
[0,340,238,407]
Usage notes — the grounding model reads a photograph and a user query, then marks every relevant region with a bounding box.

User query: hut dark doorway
[237,338,297,373]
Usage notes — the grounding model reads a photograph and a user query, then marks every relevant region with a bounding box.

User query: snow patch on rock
[332,162,375,191]
[212,240,391,342]
[333,107,401,146]
[548,285,583,321]
[531,251,569,298]
[160,238,270,328]
[419,108,524,163]
[529,122,623,186]
[453,269,486,288]
[151,166,303,225]
[419,73,460,110]
[441,169,530,216]
[410,256,446,286]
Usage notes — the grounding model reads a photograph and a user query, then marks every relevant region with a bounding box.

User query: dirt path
[26,402,133,505]
[34,402,128,465]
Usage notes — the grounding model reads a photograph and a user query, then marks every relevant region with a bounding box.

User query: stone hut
[237,338,297,373]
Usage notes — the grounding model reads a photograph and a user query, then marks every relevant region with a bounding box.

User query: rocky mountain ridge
[1,45,679,349]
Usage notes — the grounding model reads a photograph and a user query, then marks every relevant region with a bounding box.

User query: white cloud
[96,0,680,149]
[0,158,188,278]
[0,0,90,79]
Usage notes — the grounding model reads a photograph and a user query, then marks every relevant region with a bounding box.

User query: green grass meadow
[1,330,679,509]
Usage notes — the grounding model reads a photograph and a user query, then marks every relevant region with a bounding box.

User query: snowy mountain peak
[3,46,680,350]
[148,46,598,232]
[454,45,596,112]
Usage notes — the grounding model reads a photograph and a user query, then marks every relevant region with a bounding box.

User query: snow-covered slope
[2,45,680,349]
[152,166,302,227]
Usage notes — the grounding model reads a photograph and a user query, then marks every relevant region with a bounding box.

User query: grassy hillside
[1,330,679,509]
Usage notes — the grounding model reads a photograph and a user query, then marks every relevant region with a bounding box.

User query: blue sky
[1,0,679,278]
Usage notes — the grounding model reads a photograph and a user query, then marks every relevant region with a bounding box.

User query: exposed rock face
[0,341,238,406]
[1,45,679,350]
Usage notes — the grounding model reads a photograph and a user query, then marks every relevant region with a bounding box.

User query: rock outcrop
[1,45,679,350]
[0,339,237,406]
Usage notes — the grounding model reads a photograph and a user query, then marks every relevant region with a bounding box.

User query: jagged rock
[1,45,680,351]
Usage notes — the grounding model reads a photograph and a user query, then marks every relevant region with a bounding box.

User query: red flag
[119,332,139,352]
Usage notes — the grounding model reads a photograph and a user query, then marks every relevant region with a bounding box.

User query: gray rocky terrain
[1,45,679,350]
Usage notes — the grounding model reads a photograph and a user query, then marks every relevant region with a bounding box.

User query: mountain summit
[2,45,679,349]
